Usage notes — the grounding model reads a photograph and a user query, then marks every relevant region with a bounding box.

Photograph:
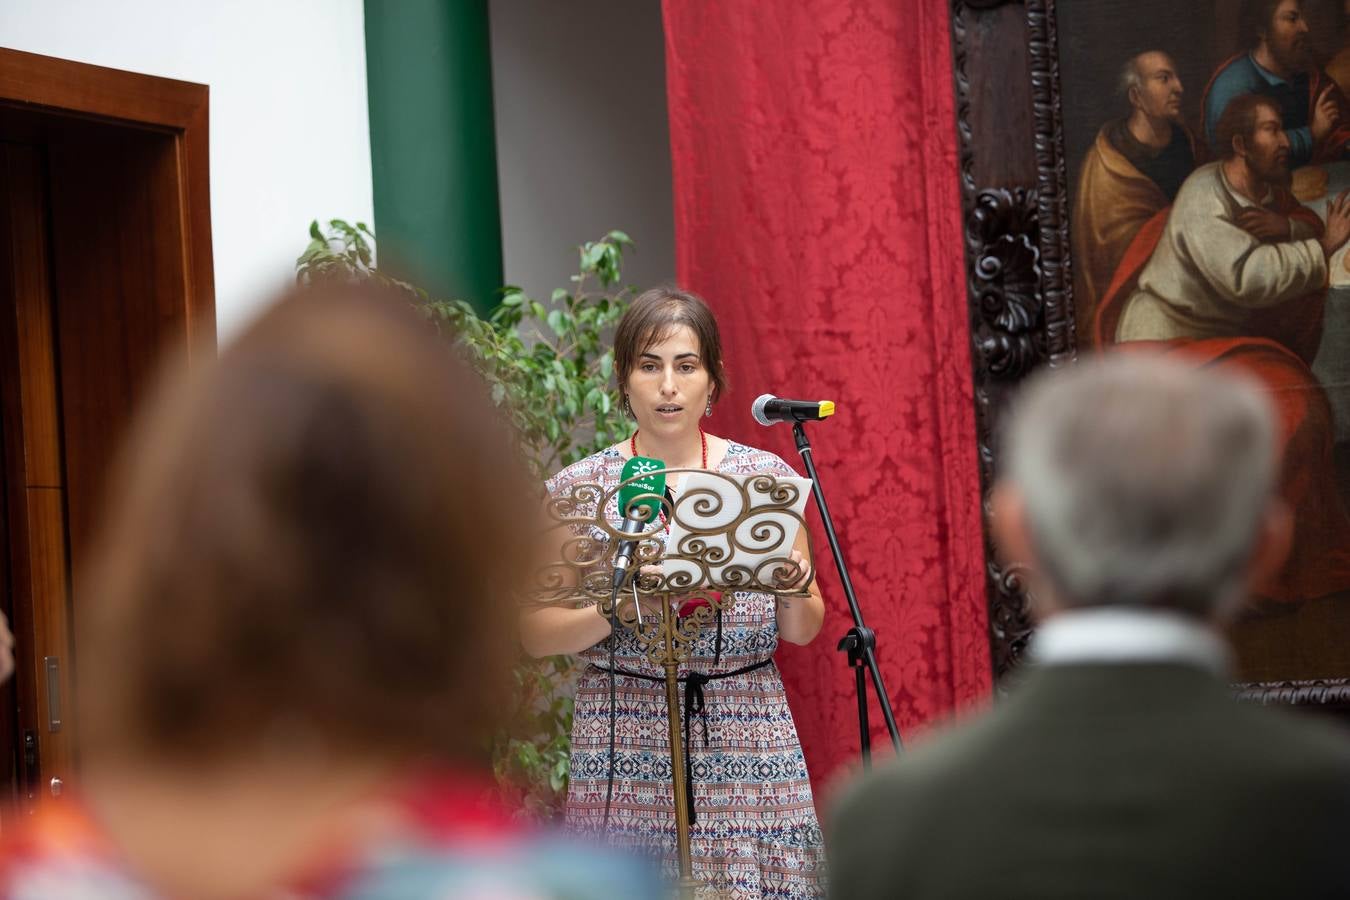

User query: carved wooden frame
[948,0,1350,707]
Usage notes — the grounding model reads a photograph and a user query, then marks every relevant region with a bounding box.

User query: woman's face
[625,325,713,439]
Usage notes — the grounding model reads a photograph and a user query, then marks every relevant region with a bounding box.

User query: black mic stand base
[837,627,874,767]
[792,422,902,768]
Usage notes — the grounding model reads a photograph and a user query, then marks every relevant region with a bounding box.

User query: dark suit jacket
[829,663,1350,900]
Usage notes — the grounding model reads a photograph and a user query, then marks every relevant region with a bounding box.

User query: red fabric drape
[662,1,991,799]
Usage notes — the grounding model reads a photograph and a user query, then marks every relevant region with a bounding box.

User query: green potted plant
[297,220,636,818]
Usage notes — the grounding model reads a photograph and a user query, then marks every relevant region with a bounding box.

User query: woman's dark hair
[613,286,727,405]
[79,283,534,766]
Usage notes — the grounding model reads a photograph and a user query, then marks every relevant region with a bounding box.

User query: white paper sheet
[660,470,813,590]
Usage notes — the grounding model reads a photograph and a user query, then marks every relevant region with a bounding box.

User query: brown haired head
[1215,93,1282,160]
[614,287,727,408]
[79,282,534,768]
[1242,0,1288,43]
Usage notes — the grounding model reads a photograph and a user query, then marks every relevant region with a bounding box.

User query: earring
[705,396,713,418]
[623,394,633,418]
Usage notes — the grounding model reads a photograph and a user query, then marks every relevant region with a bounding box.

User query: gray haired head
[1003,354,1277,617]
[1118,55,1144,101]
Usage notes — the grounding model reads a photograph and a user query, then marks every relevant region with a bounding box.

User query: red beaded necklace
[629,429,708,531]
[629,428,709,470]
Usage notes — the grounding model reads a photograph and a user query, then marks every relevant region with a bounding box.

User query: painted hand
[1236,207,1291,242]
[1313,84,1341,143]
[1320,189,1350,257]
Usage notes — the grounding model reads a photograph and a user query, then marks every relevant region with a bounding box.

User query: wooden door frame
[0,47,215,346]
[0,49,216,807]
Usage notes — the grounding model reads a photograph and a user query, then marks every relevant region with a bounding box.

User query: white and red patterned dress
[545,442,826,899]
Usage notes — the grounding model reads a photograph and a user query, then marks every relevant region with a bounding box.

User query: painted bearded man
[1099,94,1350,605]
[1072,50,1197,333]
[1204,0,1350,166]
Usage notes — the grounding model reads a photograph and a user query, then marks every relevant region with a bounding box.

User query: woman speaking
[521,287,827,898]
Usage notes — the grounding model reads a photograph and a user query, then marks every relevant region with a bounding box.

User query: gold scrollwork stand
[526,468,814,898]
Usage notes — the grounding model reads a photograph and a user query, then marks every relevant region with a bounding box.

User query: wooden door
[0,50,214,816]
[0,139,74,810]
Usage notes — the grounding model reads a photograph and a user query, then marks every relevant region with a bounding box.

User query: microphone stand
[792,421,902,765]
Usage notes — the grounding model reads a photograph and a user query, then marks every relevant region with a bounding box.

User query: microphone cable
[602,573,622,829]
[600,484,675,831]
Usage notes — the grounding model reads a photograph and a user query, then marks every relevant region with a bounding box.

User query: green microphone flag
[618,455,666,522]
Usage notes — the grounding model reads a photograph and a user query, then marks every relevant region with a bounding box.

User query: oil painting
[1061,0,1350,682]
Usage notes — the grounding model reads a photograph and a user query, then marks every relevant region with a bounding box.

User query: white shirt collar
[1218,161,1273,210]
[1032,607,1232,676]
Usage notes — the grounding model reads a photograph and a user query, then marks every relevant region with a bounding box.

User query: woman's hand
[774,531,825,645]
[0,612,14,683]
[618,565,671,621]
[773,549,813,591]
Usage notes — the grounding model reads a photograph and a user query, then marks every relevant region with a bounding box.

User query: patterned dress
[545,442,826,899]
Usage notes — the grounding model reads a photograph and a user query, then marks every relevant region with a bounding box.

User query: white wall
[1,0,374,340]
[489,0,675,302]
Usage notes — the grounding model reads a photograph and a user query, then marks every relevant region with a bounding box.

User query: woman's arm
[520,563,668,657]
[775,526,825,645]
[519,604,612,658]
[518,497,615,658]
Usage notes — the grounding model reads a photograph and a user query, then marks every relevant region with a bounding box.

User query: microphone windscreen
[751,393,777,427]
[617,455,666,521]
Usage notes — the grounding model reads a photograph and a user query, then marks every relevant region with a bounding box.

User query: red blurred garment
[0,771,659,899]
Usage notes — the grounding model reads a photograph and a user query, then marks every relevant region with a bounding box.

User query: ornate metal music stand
[526,467,814,899]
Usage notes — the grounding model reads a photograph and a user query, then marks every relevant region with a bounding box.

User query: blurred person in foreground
[0,284,660,899]
[829,355,1350,900]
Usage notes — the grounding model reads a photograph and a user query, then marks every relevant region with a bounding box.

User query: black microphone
[751,394,836,425]
[604,454,665,829]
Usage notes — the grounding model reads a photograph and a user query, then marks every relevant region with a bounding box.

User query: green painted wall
[364,0,502,313]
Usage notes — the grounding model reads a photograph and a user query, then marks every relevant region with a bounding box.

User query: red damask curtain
[662,0,991,797]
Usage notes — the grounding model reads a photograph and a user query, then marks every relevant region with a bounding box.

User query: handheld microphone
[612,455,666,588]
[751,394,836,426]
